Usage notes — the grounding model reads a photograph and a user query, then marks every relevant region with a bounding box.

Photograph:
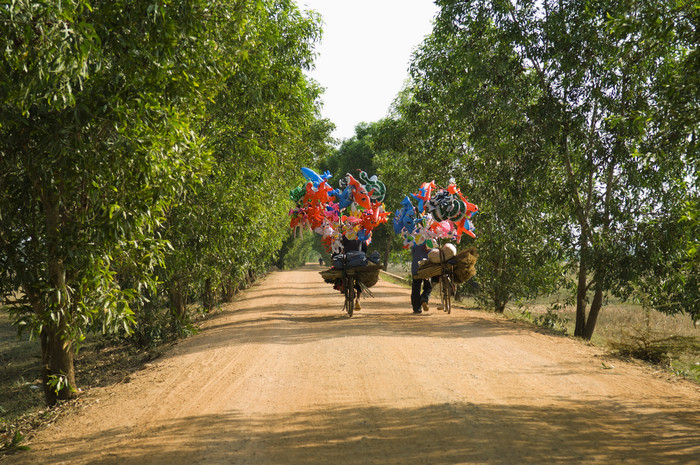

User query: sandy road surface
[16,266,700,464]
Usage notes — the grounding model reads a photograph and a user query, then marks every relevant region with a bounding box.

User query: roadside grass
[384,262,699,384]
[502,297,700,383]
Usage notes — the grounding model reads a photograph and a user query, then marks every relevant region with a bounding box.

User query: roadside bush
[533,305,570,335]
[608,327,700,365]
[671,361,700,383]
[129,291,175,349]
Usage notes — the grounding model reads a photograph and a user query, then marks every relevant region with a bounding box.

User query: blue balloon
[334,185,354,210]
[410,192,426,214]
[392,215,404,234]
[393,196,416,234]
[357,229,371,242]
[300,167,331,187]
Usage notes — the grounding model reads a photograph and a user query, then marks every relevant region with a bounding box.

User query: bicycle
[341,268,356,317]
[439,252,454,314]
[320,254,380,317]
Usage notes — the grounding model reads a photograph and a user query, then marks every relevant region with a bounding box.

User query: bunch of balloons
[289,167,390,254]
[393,179,478,248]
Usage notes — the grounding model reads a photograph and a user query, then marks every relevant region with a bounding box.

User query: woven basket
[319,263,383,288]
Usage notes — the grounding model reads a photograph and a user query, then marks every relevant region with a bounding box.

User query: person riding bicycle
[341,236,367,310]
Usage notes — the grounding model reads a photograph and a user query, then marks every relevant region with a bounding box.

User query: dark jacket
[411,244,429,276]
[342,236,367,254]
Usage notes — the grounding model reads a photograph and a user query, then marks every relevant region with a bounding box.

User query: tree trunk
[202,277,214,311]
[40,322,77,405]
[493,289,507,313]
[25,285,77,405]
[574,251,588,337]
[582,287,603,340]
[40,194,77,404]
[221,277,236,302]
[169,280,188,321]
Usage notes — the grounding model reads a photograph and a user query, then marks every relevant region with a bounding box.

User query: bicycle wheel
[343,274,355,317]
[442,273,452,314]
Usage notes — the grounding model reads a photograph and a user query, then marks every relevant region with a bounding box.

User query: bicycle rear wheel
[343,274,355,317]
[441,274,452,314]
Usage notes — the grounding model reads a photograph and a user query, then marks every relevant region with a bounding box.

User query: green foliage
[1,0,222,401]
[168,310,201,339]
[381,0,698,338]
[374,9,568,313]
[155,0,331,315]
[514,303,569,334]
[630,199,700,323]
[319,122,378,179]
[533,304,570,335]
[277,233,316,270]
[129,296,172,349]
[671,360,700,384]
[46,373,76,397]
[0,0,333,402]
[0,430,30,453]
[1,0,219,331]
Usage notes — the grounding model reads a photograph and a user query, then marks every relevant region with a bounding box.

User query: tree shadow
[166,268,515,355]
[28,399,700,465]
[172,303,519,358]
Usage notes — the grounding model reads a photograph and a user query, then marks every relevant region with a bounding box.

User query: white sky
[295,1,439,142]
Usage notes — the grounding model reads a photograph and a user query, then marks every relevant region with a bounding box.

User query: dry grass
[0,311,44,423]
[503,298,700,382]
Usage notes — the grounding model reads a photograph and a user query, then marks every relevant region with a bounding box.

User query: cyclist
[341,236,367,309]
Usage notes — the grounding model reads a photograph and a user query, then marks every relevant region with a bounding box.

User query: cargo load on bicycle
[319,250,383,289]
[414,245,479,283]
[319,250,383,317]
[393,178,479,283]
[287,166,392,316]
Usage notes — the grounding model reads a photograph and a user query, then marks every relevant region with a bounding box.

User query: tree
[158,0,330,323]
[373,22,567,312]
[0,0,251,403]
[607,0,700,321]
[413,0,695,338]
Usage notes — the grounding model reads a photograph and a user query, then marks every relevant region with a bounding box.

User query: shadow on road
[33,399,700,465]
[180,300,520,358]
[161,267,533,362]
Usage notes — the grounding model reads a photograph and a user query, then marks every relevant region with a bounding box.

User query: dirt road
[16,266,700,464]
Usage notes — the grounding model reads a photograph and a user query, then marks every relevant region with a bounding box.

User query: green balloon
[289,185,305,203]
